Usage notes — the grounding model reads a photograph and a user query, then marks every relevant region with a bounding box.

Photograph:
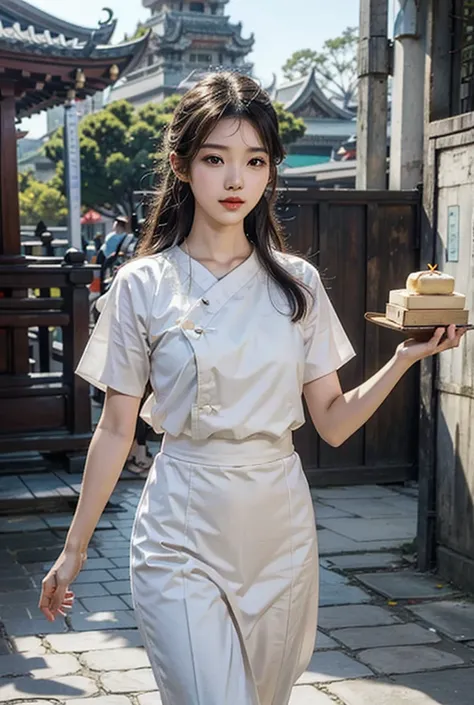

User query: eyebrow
[200,142,268,154]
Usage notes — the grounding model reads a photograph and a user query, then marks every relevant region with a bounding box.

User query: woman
[38,72,466,705]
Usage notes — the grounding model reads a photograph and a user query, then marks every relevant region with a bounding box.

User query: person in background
[100,215,129,259]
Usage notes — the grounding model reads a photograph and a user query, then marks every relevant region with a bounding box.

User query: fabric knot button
[201,298,210,306]
[194,327,204,335]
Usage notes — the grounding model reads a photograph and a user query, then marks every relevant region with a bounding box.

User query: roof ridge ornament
[99,8,115,27]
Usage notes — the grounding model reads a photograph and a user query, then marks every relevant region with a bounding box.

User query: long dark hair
[137,71,310,321]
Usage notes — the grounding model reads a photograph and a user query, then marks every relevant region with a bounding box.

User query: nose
[224,166,243,191]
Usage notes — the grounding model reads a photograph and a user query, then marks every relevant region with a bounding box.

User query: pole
[389,0,427,190]
[64,91,82,251]
[356,0,390,190]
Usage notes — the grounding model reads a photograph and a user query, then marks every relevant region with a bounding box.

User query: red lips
[220,197,245,204]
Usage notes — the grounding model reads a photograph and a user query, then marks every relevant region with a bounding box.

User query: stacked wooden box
[386,269,469,327]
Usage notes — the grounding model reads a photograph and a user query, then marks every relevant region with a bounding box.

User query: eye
[203,155,223,165]
[249,157,267,167]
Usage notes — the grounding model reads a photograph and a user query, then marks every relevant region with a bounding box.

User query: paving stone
[0,588,40,605]
[289,685,335,704]
[45,629,143,652]
[1,617,68,637]
[101,668,157,693]
[319,583,372,607]
[8,636,45,655]
[314,631,338,650]
[0,564,28,577]
[392,667,474,705]
[324,553,403,571]
[0,652,80,678]
[108,568,130,580]
[313,486,401,500]
[79,596,130,612]
[71,570,115,584]
[69,610,136,632]
[137,692,163,705]
[357,645,465,674]
[0,604,35,620]
[319,605,402,630]
[328,679,441,705]
[0,576,35,591]
[354,571,458,600]
[314,503,354,520]
[15,548,64,564]
[320,498,417,519]
[110,556,130,568]
[0,638,10,655]
[104,580,132,595]
[319,517,417,542]
[330,623,441,649]
[121,595,134,609]
[99,548,133,559]
[82,646,150,671]
[407,601,474,641]
[0,517,48,532]
[65,698,132,705]
[67,582,110,598]
[0,674,98,701]
[317,530,364,555]
[296,651,373,684]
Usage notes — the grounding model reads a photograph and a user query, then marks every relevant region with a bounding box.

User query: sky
[19,0,396,138]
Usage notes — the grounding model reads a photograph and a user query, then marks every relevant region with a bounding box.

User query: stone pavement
[1,480,473,704]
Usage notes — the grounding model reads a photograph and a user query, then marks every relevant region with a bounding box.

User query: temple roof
[147,10,254,53]
[271,68,354,120]
[0,0,116,44]
[0,23,150,119]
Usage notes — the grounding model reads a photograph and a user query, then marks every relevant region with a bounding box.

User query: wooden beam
[0,88,21,258]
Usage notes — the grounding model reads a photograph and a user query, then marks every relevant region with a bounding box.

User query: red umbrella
[80,210,102,225]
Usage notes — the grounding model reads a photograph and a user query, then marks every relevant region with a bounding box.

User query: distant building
[268,69,356,169]
[110,0,254,107]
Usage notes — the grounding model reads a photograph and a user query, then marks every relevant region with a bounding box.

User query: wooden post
[0,86,21,258]
[357,0,390,189]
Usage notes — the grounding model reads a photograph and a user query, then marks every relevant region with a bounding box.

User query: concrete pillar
[389,0,427,190]
[356,0,390,190]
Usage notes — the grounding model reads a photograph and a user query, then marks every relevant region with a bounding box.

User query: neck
[185,210,251,263]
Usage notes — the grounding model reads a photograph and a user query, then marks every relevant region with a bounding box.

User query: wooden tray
[365,312,474,341]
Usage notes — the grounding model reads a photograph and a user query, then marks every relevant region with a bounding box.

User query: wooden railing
[0,251,94,471]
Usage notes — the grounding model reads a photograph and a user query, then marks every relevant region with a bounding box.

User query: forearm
[64,426,133,554]
[324,353,414,447]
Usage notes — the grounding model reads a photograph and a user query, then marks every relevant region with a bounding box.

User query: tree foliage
[18,170,67,226]
[43,95,305,216]
[282,26,359,109]
[274,102,306,146]
[45,97,178,216]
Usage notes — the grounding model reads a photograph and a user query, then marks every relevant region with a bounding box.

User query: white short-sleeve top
[75,245,355,440]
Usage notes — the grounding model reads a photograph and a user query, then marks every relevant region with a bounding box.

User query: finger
[446,324,456,341]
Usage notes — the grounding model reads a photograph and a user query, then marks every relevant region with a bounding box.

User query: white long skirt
[130,434,319,705]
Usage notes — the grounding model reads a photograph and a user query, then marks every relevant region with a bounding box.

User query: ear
[170,152,189,182]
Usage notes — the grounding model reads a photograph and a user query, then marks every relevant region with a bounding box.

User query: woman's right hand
[38,548,87,622]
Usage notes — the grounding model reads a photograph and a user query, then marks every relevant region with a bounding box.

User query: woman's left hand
[395,324,468,364]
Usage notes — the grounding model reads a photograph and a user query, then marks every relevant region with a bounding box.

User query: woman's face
[186,118,271,228]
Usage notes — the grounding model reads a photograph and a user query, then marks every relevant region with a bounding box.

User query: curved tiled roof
[0,23,150,118]
[0,0,116,43]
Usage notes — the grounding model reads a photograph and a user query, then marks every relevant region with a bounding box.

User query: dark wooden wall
[277,188,421,487]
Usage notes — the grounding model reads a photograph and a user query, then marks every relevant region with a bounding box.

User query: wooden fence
[277,187,421,486]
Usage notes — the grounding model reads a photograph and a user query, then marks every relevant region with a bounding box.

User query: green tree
[18,175,68,226]
[274,102,306,145]
[123,22,148,41]
[282,26,359,109]
[45,98,178,217]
